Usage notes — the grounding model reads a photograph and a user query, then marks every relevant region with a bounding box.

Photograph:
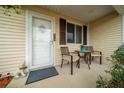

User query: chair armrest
[70,51,79,54]
[92,51,102,55]
[62,54,73,61]
[62,54,73,57]
[93,50,101,53]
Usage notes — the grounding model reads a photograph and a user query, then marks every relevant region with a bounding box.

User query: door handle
[50,41,54,44]
[53,33,56,41]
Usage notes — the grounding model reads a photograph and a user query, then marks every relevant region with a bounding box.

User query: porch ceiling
[40,5,115,23]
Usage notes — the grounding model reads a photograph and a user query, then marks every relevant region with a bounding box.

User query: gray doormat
[26,67,59,85]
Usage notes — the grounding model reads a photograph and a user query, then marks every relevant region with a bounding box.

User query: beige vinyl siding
[90,12,122,63]
[0,7,25,74]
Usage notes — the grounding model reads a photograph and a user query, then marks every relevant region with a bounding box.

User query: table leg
[84,54,88,64]
[88,53,91,69]
[89,53,91,64]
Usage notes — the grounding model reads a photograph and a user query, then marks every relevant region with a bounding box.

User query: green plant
[96,44,124,88]
[1,5,21,16]
[96,64,124,88]
[111,44,124,64]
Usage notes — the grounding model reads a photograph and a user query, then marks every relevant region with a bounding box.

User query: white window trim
[75,25,83,44]
[74,24,76,44]
[82,25,84,45]
[66,21,83,44]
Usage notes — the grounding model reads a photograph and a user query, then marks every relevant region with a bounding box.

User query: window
[67,23,75,43]
[76,25,82,43]
[59,18,84,44]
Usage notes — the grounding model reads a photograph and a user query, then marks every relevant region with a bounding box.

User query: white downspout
[122,14,124,43]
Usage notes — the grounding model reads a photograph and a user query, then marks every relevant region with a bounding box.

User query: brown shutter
[83,25,87,45]
[60,18,66,45]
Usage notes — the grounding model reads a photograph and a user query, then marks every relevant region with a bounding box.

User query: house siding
[90,12,122,63]
[0,6,84,74]
[0,7,25,74]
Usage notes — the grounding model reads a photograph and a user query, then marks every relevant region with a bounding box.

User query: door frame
[25,10,55,70]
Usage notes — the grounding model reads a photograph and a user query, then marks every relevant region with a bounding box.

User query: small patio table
[75,50,91,69]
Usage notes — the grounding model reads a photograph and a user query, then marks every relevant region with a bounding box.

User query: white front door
[28,12,55,69]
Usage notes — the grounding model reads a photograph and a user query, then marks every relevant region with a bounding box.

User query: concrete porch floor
[7,62,112,88]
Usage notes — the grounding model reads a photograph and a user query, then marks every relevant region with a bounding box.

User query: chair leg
[78,59,80,68]
[67,61,69,64]
[71,56,73,75]
[100,52,102,64]
[76,62,78,68]
[88,54,91,69]
[84,56,88,64]
[89,54,91,64]
[61,59,64,68]
[76,59,80,68]
[100,56,102,64]
[92,56,94,61]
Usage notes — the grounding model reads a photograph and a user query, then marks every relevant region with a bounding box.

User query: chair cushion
[72,54,79,62]
[79,53,85,57]
[63,55,71,61]
[63,53,79,62]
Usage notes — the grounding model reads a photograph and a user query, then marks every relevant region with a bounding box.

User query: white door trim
[25,10,55,70]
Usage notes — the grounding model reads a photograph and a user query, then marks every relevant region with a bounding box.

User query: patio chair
[85,46,102,64]
[60,47,80,74]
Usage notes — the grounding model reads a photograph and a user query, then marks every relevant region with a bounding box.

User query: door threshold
[29,65,54,71]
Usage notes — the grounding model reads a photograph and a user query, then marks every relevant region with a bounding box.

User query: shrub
[2,5,21,16]
[96,44,124,88]
[96,64,124,88]
[111,44,124,64]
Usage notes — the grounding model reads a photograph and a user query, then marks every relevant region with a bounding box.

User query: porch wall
[0,7,25,75]
[90,12,122,63]
[0,6,84,74]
